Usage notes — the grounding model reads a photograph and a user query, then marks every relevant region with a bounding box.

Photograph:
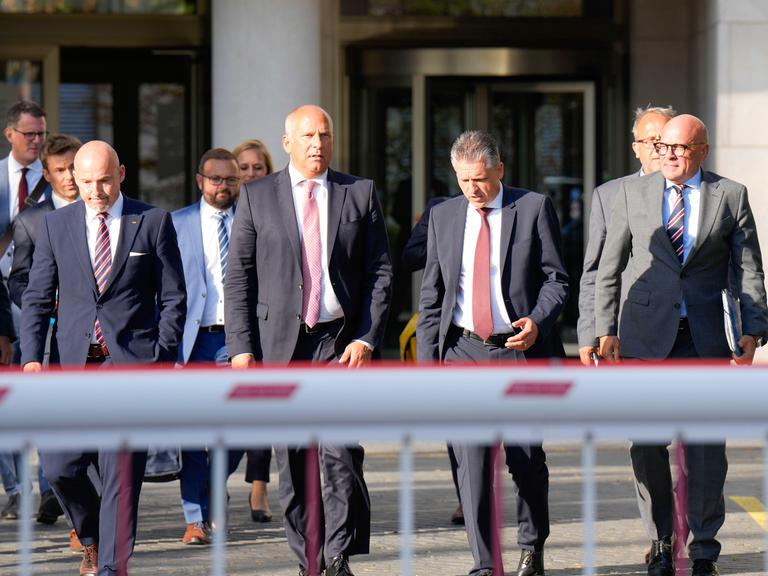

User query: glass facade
[341,0,581,17]
[0,0,196,14]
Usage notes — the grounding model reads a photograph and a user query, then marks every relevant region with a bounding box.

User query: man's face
[4,113,46,166]
[196,158,239,210]
[74,145,125,213]
[631,112,669,174]
[659,117,709,184]
[43,150,78,202]
[453,159,504,210]
[282,107,333,179]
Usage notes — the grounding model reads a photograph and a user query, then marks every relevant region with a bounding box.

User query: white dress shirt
[663,170,702,317]
[51,193,79,210]
[199,198,233,327]
[452,186,513,334]
[2,156,44,276]
[288,163,344,323]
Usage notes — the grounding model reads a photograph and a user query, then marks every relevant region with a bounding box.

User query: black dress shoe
[518,549,545,576]
[36,489,63,525]
[248,494,273,523]
[450,503,465,525]
[647,538,674,576]
[691,559,719,576]
[326,554,354,576]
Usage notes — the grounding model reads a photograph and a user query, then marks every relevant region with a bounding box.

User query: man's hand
[0,336,12,365]
[339,341,372,367]
[23,362,42,372]
[598,335,621,362]
[505,317,539,352]
[732,335,757,366]
[231,353,255,369]
[579,345,598,366]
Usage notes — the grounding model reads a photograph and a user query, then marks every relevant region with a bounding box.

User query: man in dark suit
[595,114,768,576]
[417,130,568,576]
[20,140,186,576]
[225,105,393,576]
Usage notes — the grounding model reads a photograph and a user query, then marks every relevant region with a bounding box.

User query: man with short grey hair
[418,130,568,576]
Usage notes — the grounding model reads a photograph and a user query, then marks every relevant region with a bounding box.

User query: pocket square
[129,251,148,257]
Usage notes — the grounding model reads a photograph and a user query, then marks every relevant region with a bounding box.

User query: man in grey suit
[417,130,569,576]
[577,105,675,365]
[595,114,768,576]
[225,105,393,576]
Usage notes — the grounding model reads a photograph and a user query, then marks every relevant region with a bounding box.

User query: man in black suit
[20,140,186,576]
[225,104,392,576]
[417,130,568,576]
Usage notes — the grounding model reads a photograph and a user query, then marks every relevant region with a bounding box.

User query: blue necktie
[215,211,229,282]
[667,184,686,264]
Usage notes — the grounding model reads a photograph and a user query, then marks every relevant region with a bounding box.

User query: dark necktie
[472,207,493,341]
[214,211,229,283]
[667,184,686,264]
[93,213,112,348]
[18,167,29,211]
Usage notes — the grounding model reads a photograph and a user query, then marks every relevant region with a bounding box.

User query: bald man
[595,115,768,576]
[20,140,186,576]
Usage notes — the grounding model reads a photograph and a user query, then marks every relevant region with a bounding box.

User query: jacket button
[296,314,301,320]
[674,303,680,309]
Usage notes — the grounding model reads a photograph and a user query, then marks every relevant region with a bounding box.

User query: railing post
[763,434,768,576]
[399,434,413,576]
[211,439,228,576]
[581,433,595,576]
[490,439,504,575]
[17,443,33,576]
[673,436,688,576]
[306,442,322,576]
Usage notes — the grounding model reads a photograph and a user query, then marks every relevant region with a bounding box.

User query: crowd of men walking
[0,98,765,576]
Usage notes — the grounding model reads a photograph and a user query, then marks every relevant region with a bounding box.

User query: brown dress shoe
[69,529,84,552]
[182,522,211,545]
[79,544,98,576]
[450,504,465,525]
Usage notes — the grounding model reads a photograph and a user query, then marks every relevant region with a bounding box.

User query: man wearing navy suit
[225,105,393,576]
[417,130,568,576]
[20,140,186,576]
[171,147,243,545]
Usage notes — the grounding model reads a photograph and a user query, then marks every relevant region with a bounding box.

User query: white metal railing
[1,360,768,575]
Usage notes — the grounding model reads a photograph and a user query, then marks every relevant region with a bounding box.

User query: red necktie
[667,184,686,264]
[300,180,322,328]
[93,213,112,349]
[473,207,493,341]
[18,167,29,211]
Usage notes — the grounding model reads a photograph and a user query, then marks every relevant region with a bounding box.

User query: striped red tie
[667,184,686,264]
[93,213,112,348]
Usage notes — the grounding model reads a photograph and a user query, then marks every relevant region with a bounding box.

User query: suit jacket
[225,166,393,362]
[9,196,54,308]
[595,170,768,359]
[20,196,187,366]
[576,172,639,348]
[416,186,569,361]
[171,200,218,364]
[402,196,448,273]
[0,155,51,238]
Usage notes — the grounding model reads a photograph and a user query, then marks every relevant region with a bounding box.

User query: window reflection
[0,0,196,14]
[0,59,43,158]
[341,0,581,17]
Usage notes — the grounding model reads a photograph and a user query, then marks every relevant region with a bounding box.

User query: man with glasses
[595,114,768,576]
[171,148,244,545]
[0,100,51,521]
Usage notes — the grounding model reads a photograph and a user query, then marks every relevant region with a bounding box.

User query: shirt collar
[665,170,702,191]
[199,197,234,219]
[9,154,42,174]
[288,163,328,191]
[84,192,123,221]
[51,194,79,210]
[478,184,504,211]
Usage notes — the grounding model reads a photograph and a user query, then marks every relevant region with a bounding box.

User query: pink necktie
[473,207,493,341]
[93,213,112,348]
[301,180,322,328]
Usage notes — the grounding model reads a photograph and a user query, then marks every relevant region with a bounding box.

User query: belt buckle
[302,322,318,334]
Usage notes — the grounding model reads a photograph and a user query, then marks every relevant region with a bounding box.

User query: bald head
[282,105,334,179]
[74,140,125,212]
[660,114,709,184]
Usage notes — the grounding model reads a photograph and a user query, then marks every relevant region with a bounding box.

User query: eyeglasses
[653,142,707,156]
[633,137,661,149]
[198,173,240,187]
[13,128,48,142]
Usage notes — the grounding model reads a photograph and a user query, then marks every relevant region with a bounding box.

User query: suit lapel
[276,168,302,269]
[326,169,345,263]
[449,198,468,289]
[686,171,724,265]
[66,201,98,296]
[499,186,517,270]
[0,158,9,235]
[103,199,143,294]
[189,203,206,279]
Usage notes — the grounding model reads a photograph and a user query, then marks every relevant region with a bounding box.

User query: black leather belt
[300,318,343,335]
[201,325,225,333]
[451,324,516,348]
[87,344,109,359]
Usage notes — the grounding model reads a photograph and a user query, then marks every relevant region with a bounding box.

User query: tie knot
[303,179,317,199]
[673,184,686,195]
[97,212,109,221]
[21,167,28,176]
[477,207,491,219]
[215,210,227,221]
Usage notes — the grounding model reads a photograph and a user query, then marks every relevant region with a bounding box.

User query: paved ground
[0,443,765,575]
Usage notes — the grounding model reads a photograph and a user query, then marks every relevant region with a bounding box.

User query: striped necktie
[214,211,229,283]
[93,212,112,348]
[667,184,686,264]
